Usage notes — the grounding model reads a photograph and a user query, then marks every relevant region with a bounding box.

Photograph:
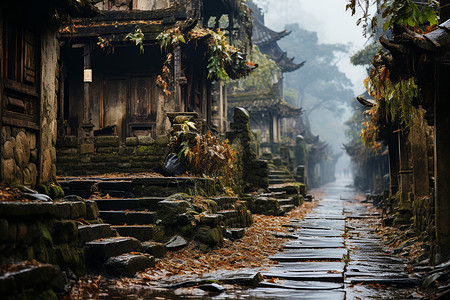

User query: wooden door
[103,78,127,140]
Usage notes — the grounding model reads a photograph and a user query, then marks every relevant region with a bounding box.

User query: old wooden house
[354,5,450,261]
[227,2,303,154]
[0,0,97,187]
[56,0,253,175]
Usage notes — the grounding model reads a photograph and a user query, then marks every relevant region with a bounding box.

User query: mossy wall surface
[0,200,100,276]
[56,135,168,176]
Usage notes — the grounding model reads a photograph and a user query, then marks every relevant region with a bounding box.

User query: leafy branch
[125,26,145,54]
[346,0,439,37]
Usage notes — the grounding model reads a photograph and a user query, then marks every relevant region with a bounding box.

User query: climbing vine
[156,23,254,96]
[361,52,420,148]
[125,26,145,54]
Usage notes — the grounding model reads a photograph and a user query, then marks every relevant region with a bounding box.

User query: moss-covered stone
[53,220,78,244]
[195,225,223,247]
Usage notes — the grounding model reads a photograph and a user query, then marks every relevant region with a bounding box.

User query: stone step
[78,223,117,244]
[0,263,61,296]
[97,180,133,192]
[217,209,251,228]
[85,236,141,263]
[277,199,295,206]
[270,248,348,262]
[269,170,291,176]
[261,270,343,283]
[212,196,240,209]
[269,178,296,185]
[268,174,295,179]
[99,210,157,225]
[280,204,295,213]
[112,225,160,241]
[93,197,165,211]
[104,253,155,277]
[259,191,286,199]
[268,186,299,195]
[61,176,215,198]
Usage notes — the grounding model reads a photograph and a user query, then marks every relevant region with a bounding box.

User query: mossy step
[112,225,159,241]
[99,210,157,225]
[277,199,295,206]
[268,175,295,179]
[85,236,141,262]
[269,178,296,184]
[78,223,117,244]
[0,263,60,295]
[212,196,240,209]
[94,197,165,211]
[97,180,133,192]
[269,170,291,176]
[280,204,295,213]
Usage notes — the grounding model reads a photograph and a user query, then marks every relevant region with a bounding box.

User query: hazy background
[254,0,370,174]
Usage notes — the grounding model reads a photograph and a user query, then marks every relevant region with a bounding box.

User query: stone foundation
[0,200,101,276]
[1,126,40,187]
[56,135,168,176]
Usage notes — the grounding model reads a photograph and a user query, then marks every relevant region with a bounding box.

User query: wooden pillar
[81,43,94,137]
[395,130,413,223]
[410,109,430,198]
[388,129,400,195]
[219,82,223,133]
[434,62,450,262]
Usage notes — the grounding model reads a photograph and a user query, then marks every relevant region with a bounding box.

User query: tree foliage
[346,0,439,37]
[230,45,280,93]
[278,24,354,117]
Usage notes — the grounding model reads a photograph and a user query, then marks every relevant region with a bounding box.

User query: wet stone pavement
[104,178,419,299]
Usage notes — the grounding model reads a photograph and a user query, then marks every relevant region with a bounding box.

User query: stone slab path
[217,177,418,299]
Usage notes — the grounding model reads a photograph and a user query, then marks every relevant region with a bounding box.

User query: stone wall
[0,24,59,188]
[0,200,100,276]
[229,107,269,192]
[56,135,168,176]
[1,128,38,187]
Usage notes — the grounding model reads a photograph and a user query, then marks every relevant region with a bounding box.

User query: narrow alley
[1,1,450,299]
[77,177,419,299]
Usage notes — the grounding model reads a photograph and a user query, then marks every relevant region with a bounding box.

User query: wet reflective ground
[97,177,419,299]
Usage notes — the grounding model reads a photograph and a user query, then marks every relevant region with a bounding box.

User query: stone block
[85,200,99,220]
[80,143,94,154]
[112,225,157,241]
[14,131,30,169]
[195,225,223,247]
[157,199,194,226]
[141,241,167,258]
[137,136,155,145]
[53,220,78,244]
[57,136,78,148]
[199,214,223,227]
[125,137,138,146]
[78,224,116,244]
[0,219,8,241]
[3,140,14,159]
[96,146,119,154]
[86,237,141,262]
[165,235,188,250]
[54,202,71,219]
[105,253,155,277]
[155,135,169,145]
[95,136,120,147]
[69,202,86,219]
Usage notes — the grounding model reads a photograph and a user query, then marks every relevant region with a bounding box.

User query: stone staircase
[77,222,157,277]
[59,176,254,262]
